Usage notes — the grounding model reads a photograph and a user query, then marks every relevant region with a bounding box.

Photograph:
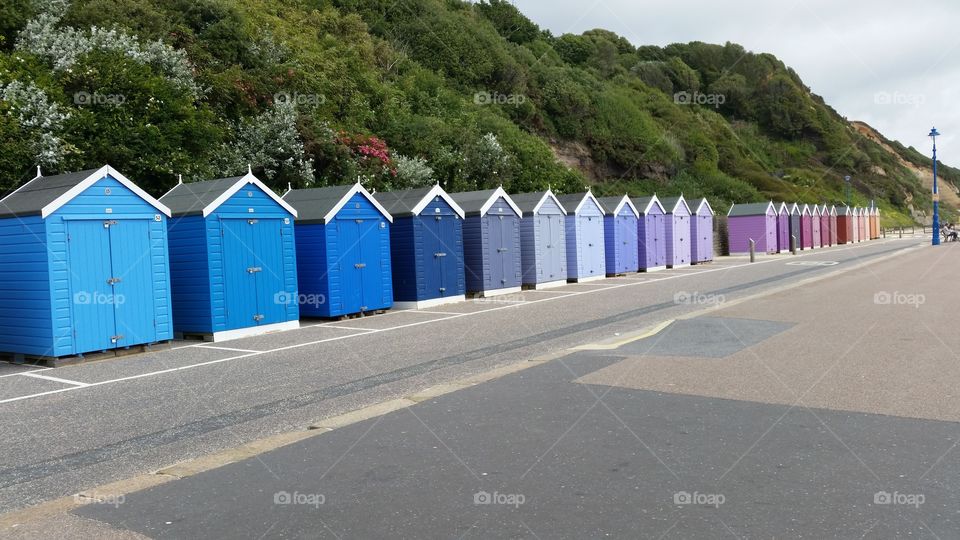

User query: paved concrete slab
[619,317,794,358]
[51,347,239,385]
[75,353,960,538]
[0,364,46,377]
[199,324,368,352]
[579,244,960,423]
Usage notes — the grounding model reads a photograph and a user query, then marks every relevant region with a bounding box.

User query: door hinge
[247,266,262,273]
[355,219,364,224]
[106,277,122,285]
[253,314,264,321]
[355,263,366,269]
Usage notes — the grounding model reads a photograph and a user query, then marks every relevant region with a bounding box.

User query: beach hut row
[0,165,717,360]
[727,201,881,255]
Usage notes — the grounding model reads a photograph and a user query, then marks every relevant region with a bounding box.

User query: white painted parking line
[321,325,383,332]
[410,310,460,315]
[20,372,90,387]
[0,367,51,378]
[0,239,913,406]
[194,346,262,353]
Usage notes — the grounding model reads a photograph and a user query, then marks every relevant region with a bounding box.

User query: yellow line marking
[571,319,676,351]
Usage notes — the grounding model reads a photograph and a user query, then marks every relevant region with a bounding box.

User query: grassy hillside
[0,0,946,225]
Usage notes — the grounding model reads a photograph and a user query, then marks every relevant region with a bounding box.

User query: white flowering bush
[465,132,509,186]
[393,154,435,187]
[16,0,200,97]
[0,80,70,166]
[216,101,314,184]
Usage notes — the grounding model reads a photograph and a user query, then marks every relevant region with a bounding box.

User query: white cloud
[514,0,958,160]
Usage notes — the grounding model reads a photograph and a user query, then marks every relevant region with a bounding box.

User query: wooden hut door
[66,219,118,353]
[222,218,263,330]
[547,214,565,279]
[426,216,447,297]
[107,219,156,347]
[488,215,506,288]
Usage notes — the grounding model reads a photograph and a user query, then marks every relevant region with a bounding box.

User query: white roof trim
[666,194,691,215]
[788,202,800,215]
[776,202,788,214]
[532,189,568,216]
[694,198,715,216]
[571,190,603,215]
[410,184,465,219]
[640,195,666,215]
[478,186,522,217]
[321,182,393,223]
[800,204,811,215]
[607,195,638,217]
[40,165,171,218]
[829,205,837,216]
[200,172,298,218]
[812,205,822,216]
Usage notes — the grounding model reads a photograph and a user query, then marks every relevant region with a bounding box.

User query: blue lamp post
[930,127,941,246]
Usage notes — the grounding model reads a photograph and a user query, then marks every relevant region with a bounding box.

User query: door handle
[106,277,122,285]
[248,219,259,225]
[103,220,118,228]
[355,263,366,269]
[253,314,264,321]
[247,267,262,273]
[439,287,446,292]
[434,252,447,257]
[110,334,124,343]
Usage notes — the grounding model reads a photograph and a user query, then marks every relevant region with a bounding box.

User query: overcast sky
[514,0,958,163]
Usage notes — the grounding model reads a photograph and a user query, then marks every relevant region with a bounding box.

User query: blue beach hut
[634,195,667,272]
[374,185,466,309]
[556,191,606,282]
[160,172,300,341]
[597,195,640,275]
[511,190,568,289]
[0,165,173,359]
[283,183,394,317]
[450,187,523,297]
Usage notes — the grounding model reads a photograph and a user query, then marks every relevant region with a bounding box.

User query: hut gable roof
[510,189,567,217]
[160,172,297,218]
[283,182,392,224]
[632,195,666,216]
[727,201,775,217]
[693,198,715,216]
[596,195,638,217]
[449,186,521,217]
[835,206,852,216]
[555,191,603,215]
[660,195,691,215]
[374,184,465,219]
[0,165,170,219]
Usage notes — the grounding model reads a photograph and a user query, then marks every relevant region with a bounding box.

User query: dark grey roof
[449,189,499,216]
[373,186,434,217]
[835,206,853,216]
[284,184,356,223]
[728,202,774,217]
[0,168,101,219]
[510,191,550,216]
[159,176,244,216]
